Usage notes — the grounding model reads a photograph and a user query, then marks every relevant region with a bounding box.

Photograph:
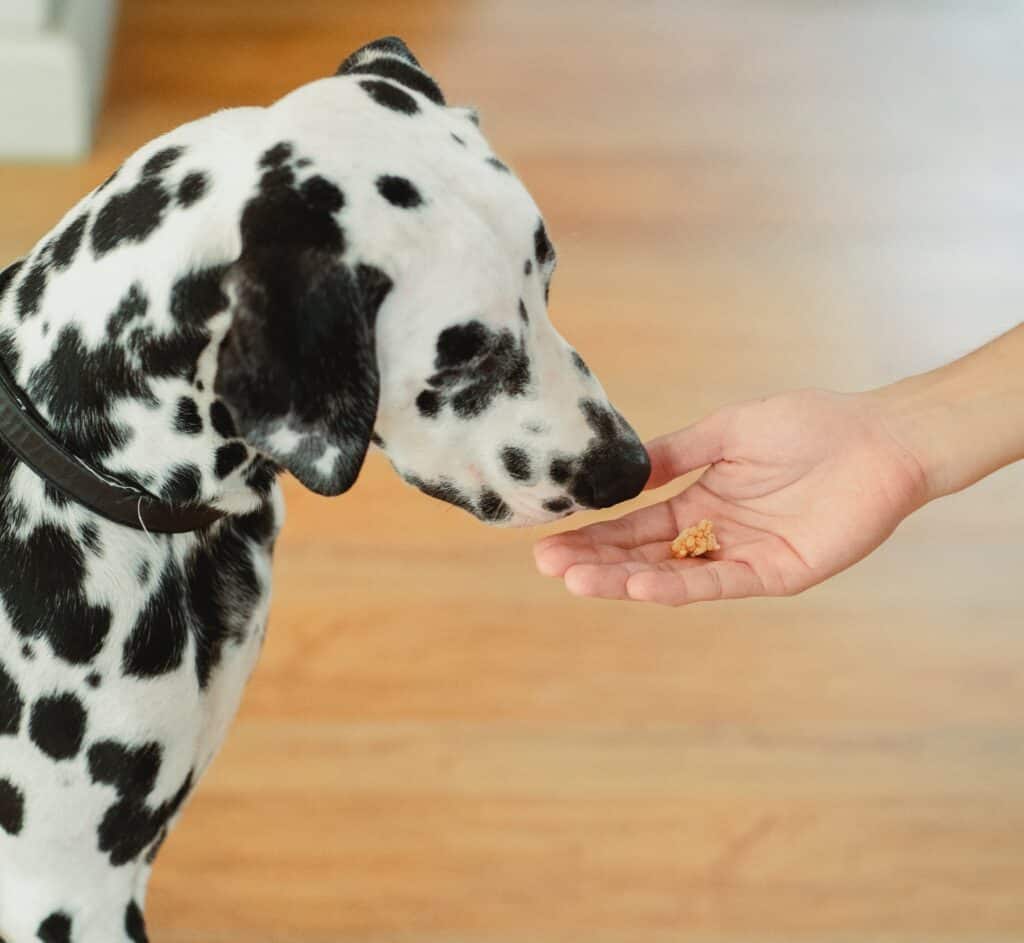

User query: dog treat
[670,520,720,559]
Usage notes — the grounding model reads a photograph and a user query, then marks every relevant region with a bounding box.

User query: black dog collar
[0,356,226,535]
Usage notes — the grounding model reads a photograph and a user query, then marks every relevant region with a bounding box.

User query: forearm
[869,323,1024,504]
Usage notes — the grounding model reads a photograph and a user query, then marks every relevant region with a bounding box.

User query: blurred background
[2,1,1024,940]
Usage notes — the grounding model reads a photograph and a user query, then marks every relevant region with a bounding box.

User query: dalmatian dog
[0,38,649,942]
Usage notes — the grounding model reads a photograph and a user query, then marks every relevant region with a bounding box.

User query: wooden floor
[2,1,1024,939]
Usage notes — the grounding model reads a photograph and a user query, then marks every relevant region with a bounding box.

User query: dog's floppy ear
[336,35,446,106]
[215,168,393,496]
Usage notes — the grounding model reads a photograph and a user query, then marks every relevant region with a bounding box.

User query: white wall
[0,1,52,31]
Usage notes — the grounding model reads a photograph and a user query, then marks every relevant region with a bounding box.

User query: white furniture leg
[0,0,119,161]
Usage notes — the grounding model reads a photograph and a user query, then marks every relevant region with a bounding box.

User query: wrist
[865,374,958,506]
[866,328,1024,505]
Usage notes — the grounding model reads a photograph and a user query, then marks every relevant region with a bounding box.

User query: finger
[644,411,732,491]
[561,557,708,600]
[535,501,680,570]
[625,559,764,606]
[534,538,673,577]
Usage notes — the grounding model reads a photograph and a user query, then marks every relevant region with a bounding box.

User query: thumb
[644,409,732,490]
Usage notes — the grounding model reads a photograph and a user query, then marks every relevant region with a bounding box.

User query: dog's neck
[0,255,275,519]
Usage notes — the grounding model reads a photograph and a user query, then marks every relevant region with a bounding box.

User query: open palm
[534,390,929,605]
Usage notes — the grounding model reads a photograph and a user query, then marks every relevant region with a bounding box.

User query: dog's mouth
[400,473,577,528]
[493,492,578,528]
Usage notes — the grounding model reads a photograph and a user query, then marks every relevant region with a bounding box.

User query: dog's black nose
[571,440,651,509]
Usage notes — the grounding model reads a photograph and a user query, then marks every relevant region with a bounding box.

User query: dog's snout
[570,440,650,509]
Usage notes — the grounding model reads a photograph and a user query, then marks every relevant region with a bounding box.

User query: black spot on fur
[80,522,102,555]
[0,259,24,306]
[88,739,161,795]
[174,396,203,435]
[0,327,18,374]
[0,661,23,735]
[188,507,268,686]
[28,282,157,466]
[259,142,293,168]
[37,912,72,943]
[178,171,209,207]
[44,482,69,508]
[137,266,228,382]
[92,177,172,257]
[359,79,420,115]
[518,299,529,324]
[300,175,345,213]
[122,505,269,686]
[344,57,446,106]
[88,739,193,866]
[524,258,532,276]
[437,322,488,367]
[236,497,277,544]
[549,458,572,485]
[449,383,495,419]
[406,476,475,514]
[486,156,510,173]
[29,693,87,760]
[534,220,554,266]
[125,901,148,943]
[426,320,531,419]
[215,442,248,479]
[245,458,279,494]
[143,146,184,177]
[49,598,111,665]
[210,400,237,439]
[416,389,440,418]
[122,567,189,678]
[51,213,88,270]
[16,261,47,320]
[479,488,511,521]
[0,516,112,665]
[86,672,101,688]
[0,778,24,834]
[137,560,151,585]
[376,175,423,208]
[501,446,532,482]
[28,323,150,463]
[161,463,201,504]
[571,351,590,375]
[170,266,228,328]
[244,164,344,254]
[451,132,466,146]
[21,644,33,660]
[106,283,149,341]
[543,497,573,513]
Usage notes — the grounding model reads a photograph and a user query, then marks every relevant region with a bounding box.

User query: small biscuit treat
[671,520,720,559]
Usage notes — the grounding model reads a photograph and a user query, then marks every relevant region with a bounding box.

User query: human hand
[534,389,929,605]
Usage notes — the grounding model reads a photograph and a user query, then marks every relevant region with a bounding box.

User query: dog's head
[216,37,649,526]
